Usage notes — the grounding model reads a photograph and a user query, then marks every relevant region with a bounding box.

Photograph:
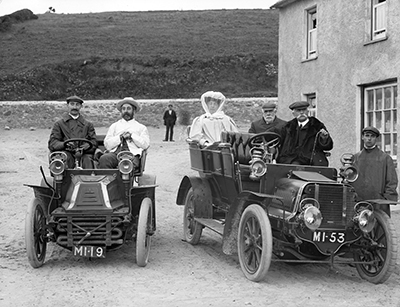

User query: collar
[364,145,377,150]
[298,118,309,127]
[69,113,79,120]
[62,112,83,123]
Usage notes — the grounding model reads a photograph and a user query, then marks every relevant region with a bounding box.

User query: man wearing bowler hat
[48,95,97,169]
[351,126,398,217]
[278,100,333,166]
[248,101,286,134]
[99,97,150,169]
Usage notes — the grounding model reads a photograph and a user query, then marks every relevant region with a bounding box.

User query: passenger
[99,97,150,169]
[48,95,97,169]
[189,91,238,148]
[248,101,286,134]
[278,101,333,166]
[351,126,398,217]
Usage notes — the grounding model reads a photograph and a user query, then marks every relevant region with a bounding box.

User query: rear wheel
[238,204,272,282]
[354,210,397,284]
[183,187,203,244]
[136,197,153,267]
[25,198,47,268]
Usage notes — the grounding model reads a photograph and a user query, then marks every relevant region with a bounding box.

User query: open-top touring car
[176,131,398,283]
[25,136,156,268]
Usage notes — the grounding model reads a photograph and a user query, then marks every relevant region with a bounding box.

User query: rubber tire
[183,187,203,245]
[136,197,152,267]
[354,210,398,284]
[25,198,47,268]
[238,204,272,282]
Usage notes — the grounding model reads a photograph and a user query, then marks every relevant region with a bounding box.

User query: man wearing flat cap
[248,101,286,134]
[48,95,97,169]
[278,100,333,166]
[99,97,150,169]
[351,126,398,216]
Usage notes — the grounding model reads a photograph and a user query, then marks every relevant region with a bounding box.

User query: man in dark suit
[278,101,333,166]
[163,104,177,141]
[249,101,286,135]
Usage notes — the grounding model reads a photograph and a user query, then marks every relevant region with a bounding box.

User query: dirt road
[0,127,399,307]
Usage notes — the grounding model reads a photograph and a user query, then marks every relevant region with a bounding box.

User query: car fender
[176,175,213,218]
[222,190,274,255]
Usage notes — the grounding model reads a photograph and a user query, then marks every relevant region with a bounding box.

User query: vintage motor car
[25,137,157,268]
[176,131,398,283]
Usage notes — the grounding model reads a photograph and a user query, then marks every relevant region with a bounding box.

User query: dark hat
[261,101,277,109]
[116,97,141,113]
[362,126,380,137]
[289,101,310,110]
[66,95,84,104]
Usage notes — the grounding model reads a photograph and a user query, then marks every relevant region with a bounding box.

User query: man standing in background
[163,104,177,142]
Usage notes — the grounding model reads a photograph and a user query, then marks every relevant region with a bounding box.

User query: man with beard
[278,101,333,166]
[351,126,398,217]
[99,97,150,169]
[48,95,97,169]
[248,101,286,135]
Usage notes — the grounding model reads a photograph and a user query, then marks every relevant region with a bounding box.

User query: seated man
[189,91,238,148]
[48,95,97,169]
[99,97,150,169]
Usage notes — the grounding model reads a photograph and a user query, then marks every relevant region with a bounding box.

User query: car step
[195,218,224,236]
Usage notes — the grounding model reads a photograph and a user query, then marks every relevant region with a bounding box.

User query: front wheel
[354,210,398,284]
[183,187,203,244]
[238,204,272,282]
[136,197,153,267]
[25,198,48,268]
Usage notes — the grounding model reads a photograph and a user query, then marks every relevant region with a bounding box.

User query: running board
[195,218,224,236]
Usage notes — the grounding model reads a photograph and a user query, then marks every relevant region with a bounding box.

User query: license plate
[312,231,346,244]
[73,245,106,258]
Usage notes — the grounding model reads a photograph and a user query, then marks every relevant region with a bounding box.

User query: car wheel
[136,197,153,267]
[25,197,47,268]
[353,210,398,284]
[183,187,203,244]
[238,204,272,282]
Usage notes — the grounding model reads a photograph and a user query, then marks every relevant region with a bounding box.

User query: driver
[48,95,98,169]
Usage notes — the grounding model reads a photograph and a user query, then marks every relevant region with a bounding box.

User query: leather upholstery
[221,131,253,164]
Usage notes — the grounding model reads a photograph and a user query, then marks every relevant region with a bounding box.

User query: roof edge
[270,0,300,9]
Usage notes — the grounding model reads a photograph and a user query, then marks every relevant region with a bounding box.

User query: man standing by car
[351,126,398,217]
[99,97,150,169]
[48,95,97,169]
[163,104,177,142]
[278,101,333,166]
[248,101,286,134]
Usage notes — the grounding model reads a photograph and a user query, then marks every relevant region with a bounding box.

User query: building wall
[275,0,400,167]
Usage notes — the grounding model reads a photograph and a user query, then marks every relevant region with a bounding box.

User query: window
[363,83,397,160]
[306,7,317,59]
[372,0,387,40]
[306,93,317,117]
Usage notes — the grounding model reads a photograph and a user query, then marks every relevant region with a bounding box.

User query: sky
[0,0,278,15]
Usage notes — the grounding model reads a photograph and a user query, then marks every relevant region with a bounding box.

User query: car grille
[303,184,356,228]
[55,216,125,247]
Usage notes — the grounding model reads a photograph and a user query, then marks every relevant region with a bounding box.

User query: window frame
[362,82,397,162]
[305,6,318,60]
[371,0,387,41]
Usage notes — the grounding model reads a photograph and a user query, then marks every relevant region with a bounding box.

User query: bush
[178,109,191,126]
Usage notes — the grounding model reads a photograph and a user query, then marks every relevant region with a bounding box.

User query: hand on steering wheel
[63,138,93,153]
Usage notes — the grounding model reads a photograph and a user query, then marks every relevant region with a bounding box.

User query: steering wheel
[63,138,93,152]
[249,132,281,148]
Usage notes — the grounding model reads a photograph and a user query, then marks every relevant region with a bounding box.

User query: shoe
[163,139,168,141]
[170,140,175,142]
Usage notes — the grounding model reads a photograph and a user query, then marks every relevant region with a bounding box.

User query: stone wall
[0,98,278,129]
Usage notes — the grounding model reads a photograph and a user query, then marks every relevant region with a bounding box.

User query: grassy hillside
[0,9,278,100]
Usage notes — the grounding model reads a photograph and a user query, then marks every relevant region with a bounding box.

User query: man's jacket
[48,113,97,153]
